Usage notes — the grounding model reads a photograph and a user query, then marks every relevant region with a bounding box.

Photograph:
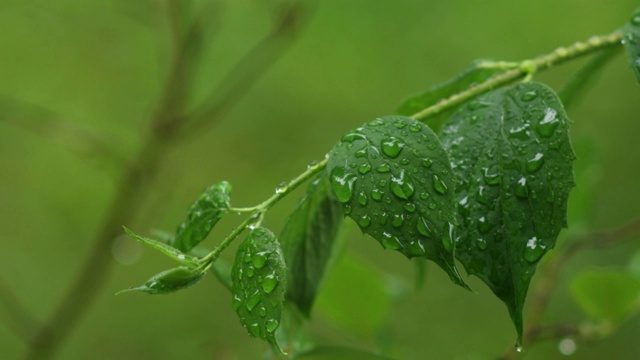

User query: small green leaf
[622,8,640,82]
[280,175,344,317]
[118,266,206,295]
[326,115,468,289]
[231,227,287,353]
[123,227,199,266]
[571,269,640,326]
[440,81,575,344]
[396,63,504,129]
[170,181,231,252]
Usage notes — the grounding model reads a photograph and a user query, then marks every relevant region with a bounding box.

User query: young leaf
[396,63,504,127]
[622,8,640,82]
[326,115,468,289]
[231,227,287,353]
[570,269,640,326]
[280,175,344,317]
[440,81,576,345]
[123,227,199,267]
[170,181,231,252]
[118,266,206,295]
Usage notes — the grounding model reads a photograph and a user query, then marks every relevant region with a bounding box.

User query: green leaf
[440,81,576,345]
[326,115,468,289]
[170,181,231,252]
[118,266,206,295]
[571,269,640,326]
[123,227,199,266]
[231,227,287,353]
[622,8,640,82]
[396,63,504,129]
[280,175,344,317]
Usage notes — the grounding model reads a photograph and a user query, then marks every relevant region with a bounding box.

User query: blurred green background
[1,0,639,359]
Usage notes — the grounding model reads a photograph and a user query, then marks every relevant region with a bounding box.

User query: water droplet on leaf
[524,236,546,263]
[432,174,449,194]
[330,166,358,202]
[381,137,405,158]
[526,153,545,173]
[390,169,415,199]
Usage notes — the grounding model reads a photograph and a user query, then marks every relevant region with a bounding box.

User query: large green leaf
[231,227,287,353]
[280,175,344,317]
[170,181,231,252]
[571,269,640,326]
[440,81,575,344]
[622,8,640,82]
[326,115,468,289]
[396,63,504,128]
[118,266,206,295]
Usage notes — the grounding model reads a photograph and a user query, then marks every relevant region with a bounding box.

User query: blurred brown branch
[23,1,309,359]
[498,216,640,360]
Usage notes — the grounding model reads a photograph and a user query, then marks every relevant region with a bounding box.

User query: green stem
[200,158,329,265]
[410,31,622,121]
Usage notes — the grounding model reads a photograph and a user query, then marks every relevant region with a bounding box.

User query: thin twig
[498,217,640,360]
[23,3,306,359]
[0,275,40,344]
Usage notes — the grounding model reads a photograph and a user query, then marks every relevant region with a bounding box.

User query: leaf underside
[440,81,575,343]
[231,227,287,353]
[622,8,640,82]
[280,175,344,317]
[326,115,468,289]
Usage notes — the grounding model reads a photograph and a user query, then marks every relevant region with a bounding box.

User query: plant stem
[410,31,622,121]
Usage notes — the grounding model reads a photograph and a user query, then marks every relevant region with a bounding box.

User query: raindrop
[275,182,288,194]
[477,186,494,208]
[266,319,279,333]
[407,240,426,256]
[458,196,470,216]
[442,222,454,252]
[416,217,433,236]
[400,158,410,165]
[249,323,260,337]
[476,238,488,250]
[381,232,403,250]
[330,166,358,202]
[515,177,528,198]
[246,290,261,311]
[376,163,391,173]
[354,147,367,158]
[526,153,545,173]
[391,214,404,228]
[536,108,560,138]
[232,294,242,311]
[379,212,389,225]
[428,202,437,210]
[358,214,371,228]
[478,216,492,234]
[344,204,352,215]
[357,191,368,206]
[524,236,546,263]
[509,124,531,141]
[368,118,384,126]
[307,160,318,169]
[381,137,405,158]
[341,131,366,143]
[409,123,422,132]
[393,120,407,128]
[371,188,383,201]
[521,90,538,102]
[358,163,372,174]
[419,192,430,200]
[422,158,433,168]
[252,253,268,269]
[483,166,501,185]
[404,203,416,213]
[262,274,279,293]
[432,174,449,194]
[258,306,267,317]
[390,169,415,199]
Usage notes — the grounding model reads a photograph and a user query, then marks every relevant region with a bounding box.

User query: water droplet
[422,159,433,168]
[358,163,372,174]
[376,163,390,173]
[536,108,560,138]
[632,15,640,25]
[390,169,415,199]
[341,130,366,143]
[275,182,288,194]
[378,179,388,187]
[476,238,488,250]
[428,202,437,210]
[266,319,279,333]
[458,196,470,216]
[477,186,494,208]
[521,90,538,102]
[248,323,260,337]
[509,124,530,141]
[407,240,426,256]
[357,191,368,206]
[258,306,267,317]
[400,158,410,165]
[391,214,404,228]
[515,343,523,353]
[358,214,371,228]
[419,192,430,200]
[232,294,242,311]
[344,204,352,215]
[354,147,367,158]
[330,166,358,202]
[262,274,279,293]
[393,120,407,128]
[246,290,261,311]
[381,137,405,158]
[381,232,403,250]
[379,212,389,225]
[432,174,448,194]
[404,203,416,212]
[478,216,492,234]
[524,236,546,263]
[369,118,384,126]
[243,254,252,263]
[483,167,501,185]
[307,160,319,169]
[416,217,432,236]
[442,222,454,252]
[246,266,255,278]
[558,338,576,356]
[409,123,422,132]
[526,153,545,173]
[515,177,528,198]
[371,188,383,201]
[252,253,268,269]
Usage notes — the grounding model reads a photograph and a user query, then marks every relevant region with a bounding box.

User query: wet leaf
[440,81,575,344]
[326,115,468,289]
[170,181,231,252]
[622,8,640,82]
[396,63,504,129]
[118,266,206,295]
[280,175,344,317]
[231,227,287,353]
[571,269,640,326]
[124,227,199,266]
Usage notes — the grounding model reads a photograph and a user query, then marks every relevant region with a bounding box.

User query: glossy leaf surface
[396,63,503,128]
[231,227,287,352]
[280,175,344,316]
[124,227,199,266]
[440,82,575,343]
[119,266,206,295]
[622,8,640,82]
[571,269,640,326]
[327,115,467,289]
[170,181,231,252]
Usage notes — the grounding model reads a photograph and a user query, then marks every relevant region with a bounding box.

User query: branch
[0,275,40,344]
